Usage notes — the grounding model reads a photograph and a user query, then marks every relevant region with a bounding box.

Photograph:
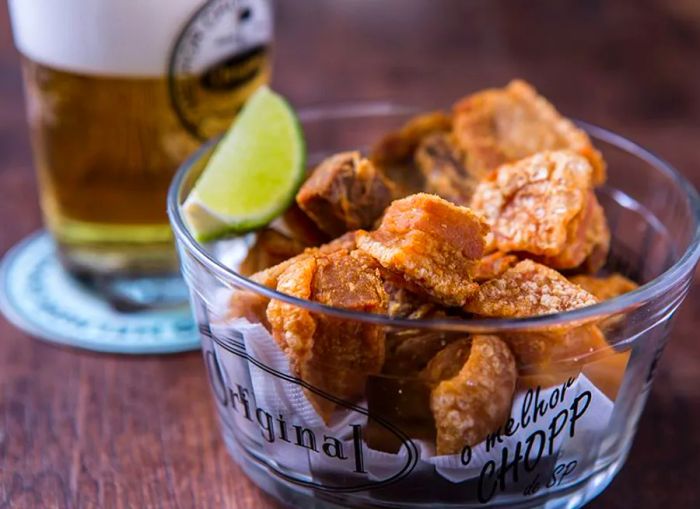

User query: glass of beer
[8,0,272,307]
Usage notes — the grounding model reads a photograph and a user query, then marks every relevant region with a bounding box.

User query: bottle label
[169,0,273,140]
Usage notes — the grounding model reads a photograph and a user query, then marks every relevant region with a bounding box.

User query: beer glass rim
[167,101,700,333]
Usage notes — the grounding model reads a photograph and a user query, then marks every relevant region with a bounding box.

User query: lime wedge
[183,86,305,241]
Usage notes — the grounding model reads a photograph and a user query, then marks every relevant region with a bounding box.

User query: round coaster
[0,232,199,354]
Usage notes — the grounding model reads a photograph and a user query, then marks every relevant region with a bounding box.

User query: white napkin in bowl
[207,318,614,491]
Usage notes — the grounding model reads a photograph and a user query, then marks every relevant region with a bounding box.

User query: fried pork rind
[569,272,639,333]
[569,273,639,302]
[515,325,630,400]
[539,190,610,272]
[266,249,388,422]
[453,79,606,184]
[238,229,306,277]
[506,324,607,368]
[421,337,473,387]
[579,196,612,273]
[318,230,359,253]
[415,133,476,205]
[296,151,397,237]
[366,330,456,453]
[375,266,441,319]
[464,260,624,392]
[226,248,307,326]
[357,193,489,307]
[465,259,598,318]
[471,251,519,283]
[372,111,453,166]
[428,335,517,455]
[280,203,330,246]
[227,290,271,326]
[465,259,601,364]
[371,111,452,194]
[231,226,437,347]
[352,245,446,320]
[267,254,318,369]
[366,334,464,453]
[383,332,456,376]
[329,231,445,319]
[470,150,610,270]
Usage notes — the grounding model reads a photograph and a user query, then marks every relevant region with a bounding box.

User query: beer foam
[9,0,216,77]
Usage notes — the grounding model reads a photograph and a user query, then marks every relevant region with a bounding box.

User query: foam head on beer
[9,0,273,76]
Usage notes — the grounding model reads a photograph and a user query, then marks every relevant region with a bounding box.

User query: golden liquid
[21,51,270,277]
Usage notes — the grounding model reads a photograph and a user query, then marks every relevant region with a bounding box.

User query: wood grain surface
[1,1,699,508]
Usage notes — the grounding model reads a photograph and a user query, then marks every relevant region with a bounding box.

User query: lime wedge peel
[183,86,306,242]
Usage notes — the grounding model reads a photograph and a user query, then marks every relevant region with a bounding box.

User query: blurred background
[1,0,699,507]
[3,0,700,214]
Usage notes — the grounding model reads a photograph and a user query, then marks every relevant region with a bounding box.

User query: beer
[9,0,273,279]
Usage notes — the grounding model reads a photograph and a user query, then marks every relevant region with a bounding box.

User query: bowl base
[223,432,627,509]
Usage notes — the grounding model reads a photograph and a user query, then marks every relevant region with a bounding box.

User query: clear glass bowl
[168,103,700,508]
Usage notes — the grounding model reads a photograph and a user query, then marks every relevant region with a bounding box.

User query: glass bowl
[167,103,700,508]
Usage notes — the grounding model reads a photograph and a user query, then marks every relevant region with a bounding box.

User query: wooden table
[1,1,699,507]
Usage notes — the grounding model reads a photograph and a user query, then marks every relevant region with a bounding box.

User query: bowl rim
[167,101,700,334]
